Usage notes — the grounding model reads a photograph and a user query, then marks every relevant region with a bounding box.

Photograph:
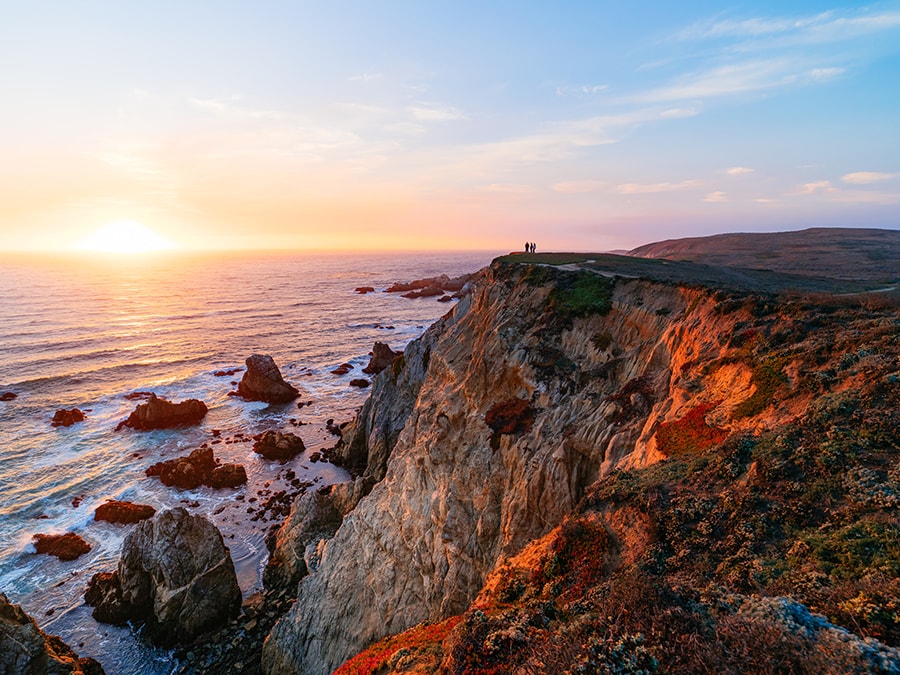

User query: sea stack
[116,394,207,431]
[236,354,299,403]
[86,508,241,646]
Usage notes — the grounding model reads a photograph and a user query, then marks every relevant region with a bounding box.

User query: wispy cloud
[633,59,842,103]
[677,9,900,43]
[704,191,729,202]
[410,104,466,121]
[794,180,836,195]
[726,166,754,175]
[842,171,898,184]
[555,84,609,96]
[552,180,606,194]
[617,180,702,194]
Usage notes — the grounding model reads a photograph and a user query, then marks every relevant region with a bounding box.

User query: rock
[116,394,207,431]
[236,354,299,403]
[95,501,156,525]
[123,391,154,401]
[208,463,248,489]
[213,368,241,377]
[51,408,85,427]
[84,572,131,625]
[354,286,375,294]
[1,391,18,401]
[361,342,400,375]
[331,363,353,376]
[253,431,305,462]
[438,294,453,302]
[32,532,91,561]
[89,508,241,646]
[401,284,444,299]
[0,593,105,674]
[146,447,246,490]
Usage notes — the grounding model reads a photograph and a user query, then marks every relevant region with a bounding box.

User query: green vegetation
[549,271,614,320]
[734,360,787,418]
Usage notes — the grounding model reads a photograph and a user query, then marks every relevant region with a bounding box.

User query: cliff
[262,253,900,674]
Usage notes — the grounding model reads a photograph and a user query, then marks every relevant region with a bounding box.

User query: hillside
[258,234,900,675]
[628,227,899,285]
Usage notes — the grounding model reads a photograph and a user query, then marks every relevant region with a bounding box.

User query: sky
[1,1,899,253]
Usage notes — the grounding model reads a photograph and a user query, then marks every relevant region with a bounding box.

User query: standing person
[524,241,529,253]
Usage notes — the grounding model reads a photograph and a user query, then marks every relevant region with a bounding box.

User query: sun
[76,220,177,254]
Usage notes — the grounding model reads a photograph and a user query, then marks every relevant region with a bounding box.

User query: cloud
[842,171,898,184]
[677,9,900,43]
[632,59,841,103]
[795,180,835,195]
[617,180,702,194]
[410,104,467,121]
[555,84,609,96]
[350,72,383,83]
[726,166,755,175]
[477,183,533,194]
[704,191,729,202]
[552,180,606,194]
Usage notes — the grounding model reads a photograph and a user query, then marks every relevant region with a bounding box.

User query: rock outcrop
[0,593,105,674]
[236,354,299,403]
[116,394,207,431]
[51,408,85,427]
[32,533,91,561]
[86,508,241,646]
[263,253,900,674]
[260,261,810,674]
[94,501,156,525]
[145,447,246,490]
[361,342,400,375]
[253,431,305,462]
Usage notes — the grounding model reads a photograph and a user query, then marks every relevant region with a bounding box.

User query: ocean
[0,249,494,674]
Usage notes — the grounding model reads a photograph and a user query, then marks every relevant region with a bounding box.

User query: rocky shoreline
[4,271,467,673]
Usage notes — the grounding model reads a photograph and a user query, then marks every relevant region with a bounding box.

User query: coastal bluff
[262,245,900,674]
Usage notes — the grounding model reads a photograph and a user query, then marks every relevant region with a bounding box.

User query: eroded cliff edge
[261,257,813,674]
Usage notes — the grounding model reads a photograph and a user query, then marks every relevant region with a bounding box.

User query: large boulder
[51,408,85,427]
[32,533,91,561]
[236,354,299,403]
[116,394,207,431]
[86,508,241,646]
[94,501,156,525]
[361,342,400,375]
[253,430,305,462]
[0,593,105,674]
[145,447,246,490]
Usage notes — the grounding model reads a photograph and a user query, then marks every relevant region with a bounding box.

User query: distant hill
[628,227,899,284]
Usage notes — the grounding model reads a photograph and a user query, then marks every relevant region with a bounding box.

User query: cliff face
[262,260,790,674]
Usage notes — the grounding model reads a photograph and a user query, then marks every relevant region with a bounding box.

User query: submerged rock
[94,501,156,525]
[253,431,305,462]
[0,593,105,674]
[0,391,17,401]
[236,354,299,403]
[361,342,400,375]
[32,533,91,561]
[116,394,207,431]
[51,408,85,427]
[87,508,241,646]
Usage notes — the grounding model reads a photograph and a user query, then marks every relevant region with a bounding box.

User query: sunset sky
[2,1,899,253]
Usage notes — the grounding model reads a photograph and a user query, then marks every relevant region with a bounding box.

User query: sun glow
[76,220,177,254]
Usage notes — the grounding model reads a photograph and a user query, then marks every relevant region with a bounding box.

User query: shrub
[734,361,787,418]
[655,403,728,457]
